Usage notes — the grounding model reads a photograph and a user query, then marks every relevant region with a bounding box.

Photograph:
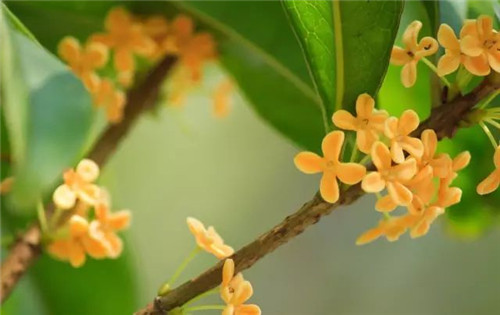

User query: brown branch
[0,55,178,304]
[136,77,500,315]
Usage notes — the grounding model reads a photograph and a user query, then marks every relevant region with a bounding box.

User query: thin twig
[0,55,178,304]
[135,77,500,315]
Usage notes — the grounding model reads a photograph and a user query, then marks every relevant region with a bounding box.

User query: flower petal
[401,61,417,88]
[320,172,339,203]
[390,46,411,65]
[400,136,424,159]
[356,226,384,245]
[398,110,420,136]
[361,172,385,193]
[294,152,324,174]
[332,110,357,130]
[76,159,100,182]
[477,15,493,39]
[437,53,460,77]
[476,171,500,195]
[355,93,375,118]
[336,163,366,185]
[387,181,413,206]
[452,151,471,171]
[222,259,235,286]
[384,117,399,139]
[463,54,491,76]
[375,195,398,212]
[233,281,253,305]
[356,129,377,154]
[421,129,437,159]
[402,21,422,50]
[390,141,405,164]
[488,50,500,74]
[114,48,135,73]
[371,141,392,171]
[322,131,344,162]
[53,184,77,210]
[460,35,483,57]
[438,24,460,50]
[393,158,418,182]
[416,37,438,57]
[237,304,262,315]
[58,36,81,64]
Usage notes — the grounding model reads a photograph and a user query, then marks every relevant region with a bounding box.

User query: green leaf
[7,1,327,152]
[282,0,404,126]
[0,8,96,211]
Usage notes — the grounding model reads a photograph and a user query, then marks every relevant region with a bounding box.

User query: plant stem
[479,122,498,148]
[485,119,500,130]
[183,305,225,312]
[36,201,48,234]
[167,246,202,287]
[349,144,359,163]
[421,57,451,87]
[358,154,371,166]
[479,89,500,109]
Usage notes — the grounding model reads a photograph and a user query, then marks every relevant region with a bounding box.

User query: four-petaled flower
[477,145,500,195]
[384,109,424,163]
[58,36,109,92]
[92,79,126,123]
[362,142,417,207]
[47,215,110,267]
[332,93,388,153]
[390,21,439,87]
[294,131,366,203]
[53,159,101,210]
[460,15,500,75]
[186,217,234,259]
[221,259,261,315]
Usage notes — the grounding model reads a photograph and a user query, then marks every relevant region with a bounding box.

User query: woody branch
[136,75,500,315]
[0,55,178,304]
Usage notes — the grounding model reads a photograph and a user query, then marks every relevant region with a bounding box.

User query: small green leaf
[283,0,404,126]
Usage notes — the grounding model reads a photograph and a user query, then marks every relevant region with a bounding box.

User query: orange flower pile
[187,217,234,259]
[48,159,131,267]
[295,93,471,244]
[58,7,233,123]
[390,16,500,87]
[221,259,261,315]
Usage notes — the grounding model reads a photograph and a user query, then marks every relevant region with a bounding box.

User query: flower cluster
[390,16,500,88]
[221,259,261,315]
[58,7,233,123]
[48,159,131,267]
[295,94,471,244]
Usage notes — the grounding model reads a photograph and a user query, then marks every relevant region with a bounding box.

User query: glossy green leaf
[0,8,96,211]
[7,1,326,152]
[283,0,404,126]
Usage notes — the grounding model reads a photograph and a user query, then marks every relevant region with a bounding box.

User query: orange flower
[437,24,463,76]
[332,93,388,153]
[53,159,101,210]
[58,36,108,92]
[91,198,131,258]
[356,215,417,245]
[409,206,445,238]
[213,80,233,118]
[92,79,126,123]
[460,16,500,75]
[221,259,261,315]
[186,217,234,259]
[477,145,500,195]
[390,21,439,87]
[91,7,155,87]
[294,131,367,203]
[47,215,109,267]
[384,109,424,163]
[142,15,170,59]
[362,142,417,207]
[416,129,452,178]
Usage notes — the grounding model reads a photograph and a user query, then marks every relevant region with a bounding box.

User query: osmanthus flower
[58,36,109,92]
[416,129,452,178]
[213,80,234,118]
[294,131,367,203]
[384,109,424,163]
[356,215,418,245]
[362,141,417,207]
[91,7,156,87]
[221,259,261,315]
[332,93,388,153]
[92,199,131,258]
[92,79,126,123]
[477,145,500,195]
[53,159,101,210]
[141,15,170,59]
[460,15,500,74]
[409,206,445,238]
[47,215,110,267]
[390,21,439,87]
[186,217,234,259]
